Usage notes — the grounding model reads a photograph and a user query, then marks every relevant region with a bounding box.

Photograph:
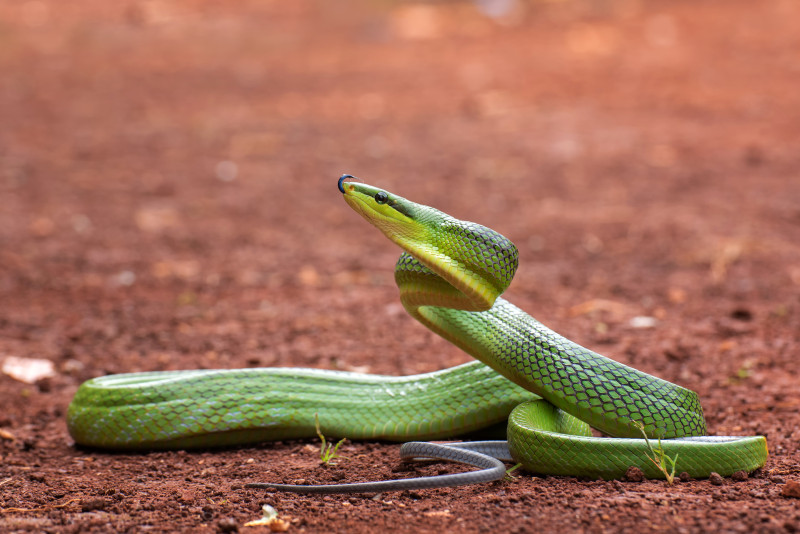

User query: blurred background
[1,0,799,399]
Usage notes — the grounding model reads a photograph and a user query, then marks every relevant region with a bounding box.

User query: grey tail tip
[338,174,355,194]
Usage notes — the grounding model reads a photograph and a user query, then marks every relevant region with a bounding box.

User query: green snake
[67,175,768,491]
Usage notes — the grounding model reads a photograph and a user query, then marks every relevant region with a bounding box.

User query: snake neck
[393,215,519,312]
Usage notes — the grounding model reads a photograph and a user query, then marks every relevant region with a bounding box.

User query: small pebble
[709,472,724,486]
[679,472,692,483]
[731,470,748,482]
[624,466,644,482]
[218,517,238,532]
[781,480,800,499]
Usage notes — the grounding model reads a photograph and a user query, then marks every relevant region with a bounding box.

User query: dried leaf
[2,356,56,384]
[244,504,291,531]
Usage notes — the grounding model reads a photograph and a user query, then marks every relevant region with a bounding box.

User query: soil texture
[1,0,799,532]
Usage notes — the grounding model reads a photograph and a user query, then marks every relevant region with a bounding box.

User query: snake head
[338,175,421,243]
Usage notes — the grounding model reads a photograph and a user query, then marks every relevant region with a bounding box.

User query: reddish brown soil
[2,0,800,532]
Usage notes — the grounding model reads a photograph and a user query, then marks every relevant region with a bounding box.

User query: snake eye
[374,191,389,204]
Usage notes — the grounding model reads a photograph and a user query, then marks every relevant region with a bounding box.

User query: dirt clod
[679,472,692,483]
[709,473,724,486]
[781,481,800,499]
[28,472,46,483]
[731,471,748,482]
[624,467,645,483]
[80,498,108,512]
[217,517,239,532]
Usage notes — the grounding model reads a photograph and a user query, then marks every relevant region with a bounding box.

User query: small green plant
[727,358,756,385]
[315,413,346,465]
[504,463,523,482]
[634,421,679,485]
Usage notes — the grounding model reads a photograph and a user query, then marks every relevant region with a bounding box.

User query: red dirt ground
[1,0,799,532]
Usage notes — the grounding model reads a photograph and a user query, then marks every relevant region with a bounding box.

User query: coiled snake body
[67,176,768,491]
